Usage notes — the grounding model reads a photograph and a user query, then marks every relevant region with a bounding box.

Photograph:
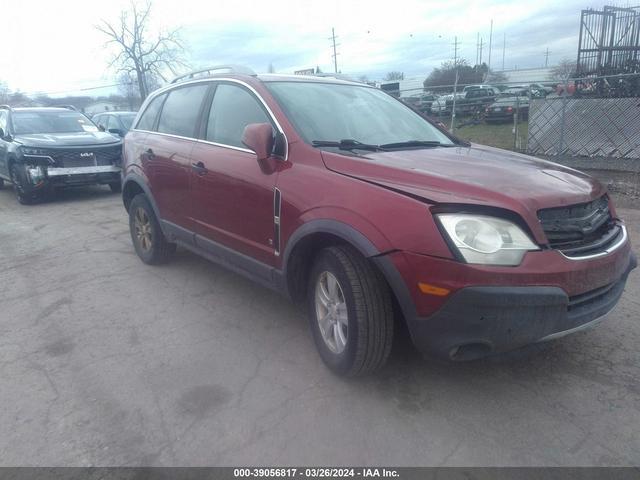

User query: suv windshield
[265,82,454,147]
[12,111,98,135]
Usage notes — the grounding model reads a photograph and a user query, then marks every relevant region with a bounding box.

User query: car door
[189,82,280,266]
[0,110,9,178]
[143,83,210,231]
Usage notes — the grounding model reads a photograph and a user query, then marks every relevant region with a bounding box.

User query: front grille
[44,145,122,168]
[538,196,621,257]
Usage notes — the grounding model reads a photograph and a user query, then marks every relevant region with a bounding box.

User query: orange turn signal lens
[418,282,450,297]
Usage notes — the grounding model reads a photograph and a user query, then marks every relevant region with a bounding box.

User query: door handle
[191,161,207,175]
[144,148,155,160]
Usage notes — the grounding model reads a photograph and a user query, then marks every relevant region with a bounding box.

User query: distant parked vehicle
[485,96,530,123]
[0,106,122,204]
[418,94,438,113]
[92,111,138,137]
[456,87,498,115]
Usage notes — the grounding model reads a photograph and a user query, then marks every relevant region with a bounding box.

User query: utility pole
[479,37,484,65]
[502,33,506,71]
[488,19,493,71]
[544,47,551,67]
[476,32,480,65]
[451,36,459,134]
[329,28,340,74]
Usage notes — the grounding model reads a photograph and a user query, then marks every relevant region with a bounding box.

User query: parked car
[430,92,464,115]
[92,111,138,137]
[485,96,530,123]
[0,106,123,204]
[456,87,498,115]
[418,94,438,113]
[121,66,636,376]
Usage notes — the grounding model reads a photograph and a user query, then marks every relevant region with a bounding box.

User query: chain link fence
[527,74,640,161]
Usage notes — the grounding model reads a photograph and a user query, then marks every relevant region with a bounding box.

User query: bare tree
[551,59,577,82]
[97,1,188,100]
[384,71,405,81]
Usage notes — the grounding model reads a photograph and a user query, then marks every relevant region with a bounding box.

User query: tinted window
[136,93,166,131]
[157,85,209,138]
[206,84,271,148]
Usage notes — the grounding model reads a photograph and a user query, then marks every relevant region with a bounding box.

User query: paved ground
[1,184,639,467]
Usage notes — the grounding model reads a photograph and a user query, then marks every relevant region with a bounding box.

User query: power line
[24,83,125,97]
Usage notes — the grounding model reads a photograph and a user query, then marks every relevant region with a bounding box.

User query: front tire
[10,164,34,205]
[128,194,176,264]
[307,245,394,376]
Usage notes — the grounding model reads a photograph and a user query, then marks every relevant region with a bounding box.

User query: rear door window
[205,83,272,148]
[157,85,209,138]
[136,93,167,132]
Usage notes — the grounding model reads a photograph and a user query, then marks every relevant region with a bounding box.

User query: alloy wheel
[134,207,153,252]
[315,271,349,354]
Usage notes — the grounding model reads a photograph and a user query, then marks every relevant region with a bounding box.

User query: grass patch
[437,118,529,152]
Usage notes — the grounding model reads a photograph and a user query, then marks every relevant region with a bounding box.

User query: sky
[0,0,608,98]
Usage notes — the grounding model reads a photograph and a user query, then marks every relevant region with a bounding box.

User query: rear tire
[109,182,122,193]
[128,194,176,265]
[307,245,394,376]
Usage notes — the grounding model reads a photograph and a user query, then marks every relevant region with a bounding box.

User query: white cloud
[1,0,587,96]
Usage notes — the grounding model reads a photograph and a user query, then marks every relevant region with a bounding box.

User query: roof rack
[52,104,77,111]
[171,65,256,84]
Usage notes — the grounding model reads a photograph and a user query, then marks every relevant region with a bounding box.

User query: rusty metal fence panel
[527,97,640,159]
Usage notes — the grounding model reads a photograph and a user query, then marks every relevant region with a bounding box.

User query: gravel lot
[1,184,639,466]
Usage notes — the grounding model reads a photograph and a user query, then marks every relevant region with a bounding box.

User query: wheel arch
[122,172,160,219]
[282,220,388,304]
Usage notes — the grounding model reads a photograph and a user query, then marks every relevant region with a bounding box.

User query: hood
[14,131,121,147]
[320,144,605,219]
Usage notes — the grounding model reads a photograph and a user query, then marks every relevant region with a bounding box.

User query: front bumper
[409,253,635,360]
[373,238,637,361]
[28,165,121,188]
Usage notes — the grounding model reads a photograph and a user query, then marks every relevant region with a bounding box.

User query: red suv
[121,66,636,376]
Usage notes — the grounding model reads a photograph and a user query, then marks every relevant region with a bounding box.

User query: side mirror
[108,128,124,137]
[242,123,274,161]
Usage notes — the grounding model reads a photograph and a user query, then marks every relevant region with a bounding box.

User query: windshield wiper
[311,139,387,152]
[378,140,455,150]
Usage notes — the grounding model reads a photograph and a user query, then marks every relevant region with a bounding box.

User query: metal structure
[577,6,640,77]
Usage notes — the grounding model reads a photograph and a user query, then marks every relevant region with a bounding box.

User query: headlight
[437,213,539,266]
[21,147,50,156]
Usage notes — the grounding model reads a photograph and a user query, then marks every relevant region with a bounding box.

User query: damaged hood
[320,144,605,217]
